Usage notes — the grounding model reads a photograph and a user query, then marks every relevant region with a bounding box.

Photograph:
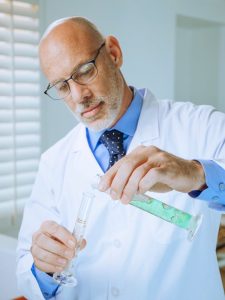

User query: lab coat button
[113,239,121,248]
[212,196,219,202]
[219,183,225,191]
[111,287,120,297]
[43,292,49,297]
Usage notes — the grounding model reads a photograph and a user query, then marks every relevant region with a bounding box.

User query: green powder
[130,195,192,230]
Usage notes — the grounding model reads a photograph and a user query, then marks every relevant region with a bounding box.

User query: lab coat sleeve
[16,156,61,300]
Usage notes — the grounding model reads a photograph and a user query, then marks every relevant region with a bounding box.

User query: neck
[117,83,133,119]
[108,79,133,129]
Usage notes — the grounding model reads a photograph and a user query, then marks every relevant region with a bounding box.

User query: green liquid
[130,194,193,230]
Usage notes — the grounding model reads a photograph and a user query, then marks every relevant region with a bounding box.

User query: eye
[74,63,96,83]
[55,81,69,92]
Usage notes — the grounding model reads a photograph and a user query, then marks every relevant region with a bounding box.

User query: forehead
[39,25,98,82]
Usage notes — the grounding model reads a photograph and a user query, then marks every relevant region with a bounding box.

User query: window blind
[0,0,41,220]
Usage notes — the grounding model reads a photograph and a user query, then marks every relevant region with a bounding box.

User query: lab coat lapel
[72,124,104,177]
[128,89,160,152]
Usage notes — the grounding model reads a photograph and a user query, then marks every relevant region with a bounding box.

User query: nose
[68,79,92,104]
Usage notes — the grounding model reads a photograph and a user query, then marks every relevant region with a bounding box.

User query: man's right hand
[31,220,86,274]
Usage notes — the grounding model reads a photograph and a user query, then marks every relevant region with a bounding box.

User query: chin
[85,117,116,132]
[79,106,120,131]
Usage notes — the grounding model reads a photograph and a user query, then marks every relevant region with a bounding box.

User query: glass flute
[53,190,95,287]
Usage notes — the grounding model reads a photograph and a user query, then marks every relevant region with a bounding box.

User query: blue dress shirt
[32,87,225,298]
[31,264,59,299]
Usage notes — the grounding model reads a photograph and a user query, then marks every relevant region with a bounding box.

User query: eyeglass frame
[44,42,106,100]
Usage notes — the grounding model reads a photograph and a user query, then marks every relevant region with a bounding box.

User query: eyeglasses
[44,42,105,100]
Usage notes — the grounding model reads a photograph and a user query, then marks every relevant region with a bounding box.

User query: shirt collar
[86,87,143,151]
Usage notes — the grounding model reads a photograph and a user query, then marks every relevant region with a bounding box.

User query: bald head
[39,17,104,77]
[40,17,104,45]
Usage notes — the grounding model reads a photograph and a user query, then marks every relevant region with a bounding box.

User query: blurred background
[0,0,225,298]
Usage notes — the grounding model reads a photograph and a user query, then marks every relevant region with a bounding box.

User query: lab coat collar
[127,88,159,153]
[137,88,159,141]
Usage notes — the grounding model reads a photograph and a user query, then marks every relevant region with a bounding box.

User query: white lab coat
[17,89,225,300]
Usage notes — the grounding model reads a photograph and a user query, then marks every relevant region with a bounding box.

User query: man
[17,17,225,300]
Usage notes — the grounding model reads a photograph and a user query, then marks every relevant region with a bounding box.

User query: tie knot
[100,129,126,169]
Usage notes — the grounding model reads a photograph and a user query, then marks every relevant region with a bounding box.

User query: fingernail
[65,250,73,259]
[110,190,118,200]
[58,258,67,265]
[68,239,75,248]
[121,194,129,204]
[98,181,107,191]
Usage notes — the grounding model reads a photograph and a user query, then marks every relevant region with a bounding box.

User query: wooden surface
[217,223,225,290]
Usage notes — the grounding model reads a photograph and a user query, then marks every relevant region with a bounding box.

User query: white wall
[175,18,221,106]
[218,26,225,112]
[174,0,225,112]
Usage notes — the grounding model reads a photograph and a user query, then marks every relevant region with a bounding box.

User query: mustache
[75,98,104,114]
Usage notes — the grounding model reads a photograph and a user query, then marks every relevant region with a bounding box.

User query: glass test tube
[94,175,202,241]
[130,193,203,241]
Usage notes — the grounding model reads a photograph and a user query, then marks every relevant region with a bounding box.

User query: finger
[34,231,75,260]
[40,220,76,249]
[98,158,124,192]
[79,238,86,251]
[138,167,168,194]
[109,158,139,200]
[99,145,149,192]
[32,243,69,268]
[111,151,151,200]
[120,162,151,204]
[34,258,64,274]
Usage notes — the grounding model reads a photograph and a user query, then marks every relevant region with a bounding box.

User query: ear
[105,35,123,68]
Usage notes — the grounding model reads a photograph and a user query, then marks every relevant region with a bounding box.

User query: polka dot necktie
[100,129,126,170]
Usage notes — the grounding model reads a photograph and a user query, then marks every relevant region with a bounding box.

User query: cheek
[96,62,116,88]
[64,96,76,111]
